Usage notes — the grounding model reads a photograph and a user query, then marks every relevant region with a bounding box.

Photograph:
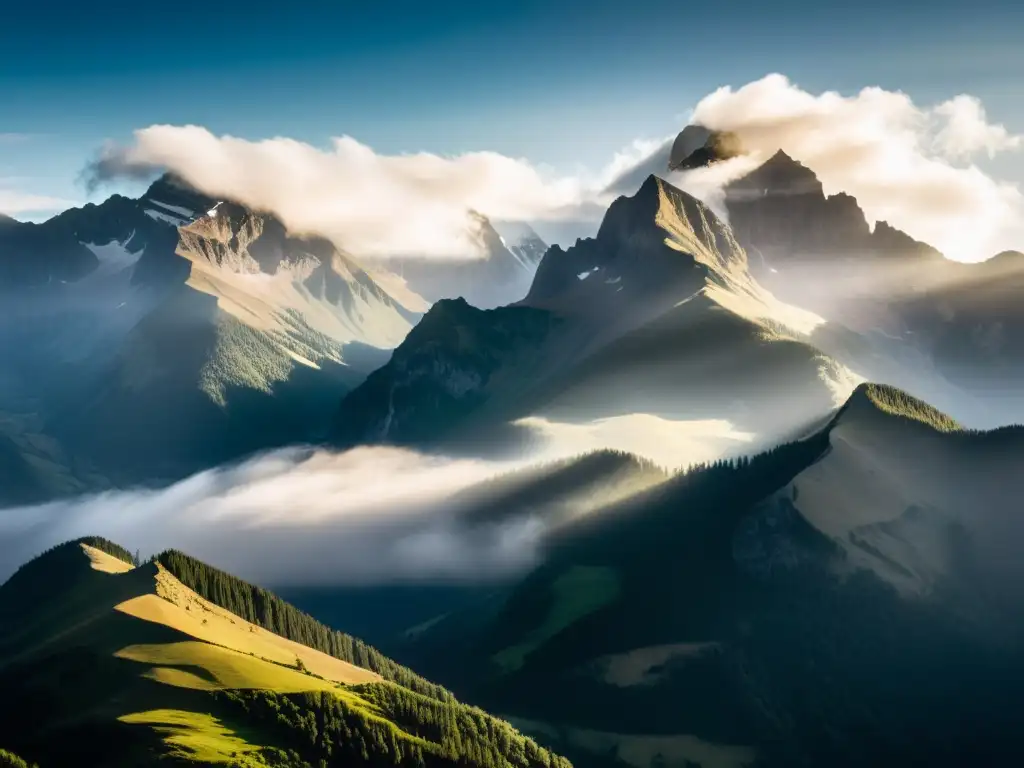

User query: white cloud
[675,73,1024,262]
[932,95,1022,160]
[515,413,754,471]
[89,126,621,260]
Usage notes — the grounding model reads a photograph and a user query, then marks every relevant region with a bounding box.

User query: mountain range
[0,175,545,498]
[711,140,1024,424]
[332,173,854,457]
[3,121,1024,768]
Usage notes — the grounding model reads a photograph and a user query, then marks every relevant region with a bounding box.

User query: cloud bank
[675,74,1024,262]
[0,446,539,586]
[86,128,620,259]
[0,412,759,587]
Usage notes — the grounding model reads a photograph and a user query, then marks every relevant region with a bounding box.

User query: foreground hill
[333,174,856,455]
[0,537,570,768]
[392,385,1024,768]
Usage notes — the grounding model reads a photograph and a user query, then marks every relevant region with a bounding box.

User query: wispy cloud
[0,188,77,217]
[0,446,535,586]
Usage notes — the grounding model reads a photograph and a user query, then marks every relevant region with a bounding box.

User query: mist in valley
[0,403,769,588]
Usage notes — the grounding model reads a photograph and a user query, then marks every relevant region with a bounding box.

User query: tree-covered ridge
[0,748,37,768]
[214,687,570,768]
[857,382,962,432]
[155,550,454,702]
[0,536,135,621]
[467,450,668,493]
[449,449,669,526]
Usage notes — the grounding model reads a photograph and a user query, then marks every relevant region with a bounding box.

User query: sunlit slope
[0,539,571,768]
[0,541,376,687]
[333,175,859,456]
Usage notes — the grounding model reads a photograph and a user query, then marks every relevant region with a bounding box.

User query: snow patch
[149,199,195,217]
[83,239,143,273]
[497,234,532,271]
[577,267,599,281]
[144,208,188,226]
[605,276,621,284]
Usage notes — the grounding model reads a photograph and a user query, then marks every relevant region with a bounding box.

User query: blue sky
[2,0,1023,217]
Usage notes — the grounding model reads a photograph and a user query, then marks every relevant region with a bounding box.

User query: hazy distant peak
[729,149,823,198]
[988,249,1024,265]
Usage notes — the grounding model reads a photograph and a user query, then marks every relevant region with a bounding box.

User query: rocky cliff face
[333,298,558,446]
[0,174,426,492]
[527,174,748,316]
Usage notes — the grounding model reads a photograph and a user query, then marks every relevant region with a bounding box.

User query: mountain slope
[0,537,572,768]
[398,385,1024,768]
[0,175,424,490]
[720,148,1024,424]
[333,175,856,455]
[378,215,547,310]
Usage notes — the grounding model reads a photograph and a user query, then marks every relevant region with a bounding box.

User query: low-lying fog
[0,413,757,586]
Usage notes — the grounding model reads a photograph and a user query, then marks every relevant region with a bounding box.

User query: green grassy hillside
[848,382,962,432]
[0,538,571,768]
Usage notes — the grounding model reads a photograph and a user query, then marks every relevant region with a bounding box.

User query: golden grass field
[3,544,387,765]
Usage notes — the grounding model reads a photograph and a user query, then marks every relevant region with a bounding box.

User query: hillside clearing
[493,566,620,672]
[119,709,264,766]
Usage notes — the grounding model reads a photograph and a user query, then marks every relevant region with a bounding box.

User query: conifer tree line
[213,688,571,768]
[155,549,454,702]
[0,748,37,768]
